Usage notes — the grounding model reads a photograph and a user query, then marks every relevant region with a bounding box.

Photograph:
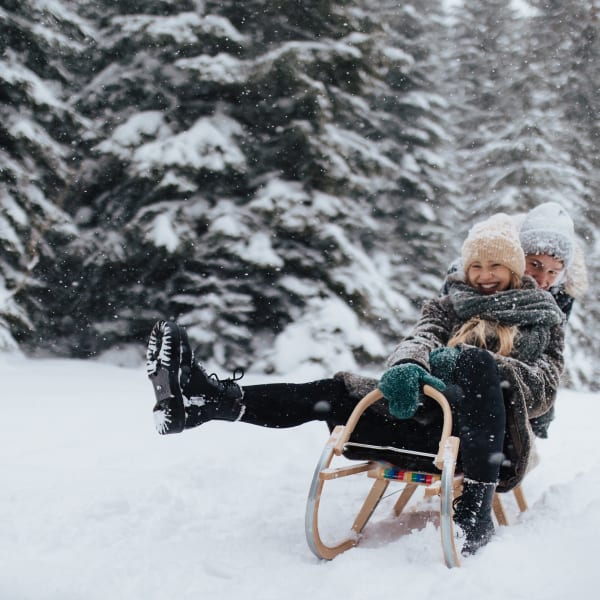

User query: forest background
[1,0,598,389]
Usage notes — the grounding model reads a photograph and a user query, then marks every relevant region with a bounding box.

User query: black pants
[241,348,506,483]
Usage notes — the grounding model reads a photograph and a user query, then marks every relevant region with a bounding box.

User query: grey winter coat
[339,275,565,492]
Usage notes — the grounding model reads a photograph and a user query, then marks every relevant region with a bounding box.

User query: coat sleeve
[385,298,453,369]
[495,323,565,418]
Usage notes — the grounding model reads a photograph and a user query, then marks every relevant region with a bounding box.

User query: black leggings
[447,348,506,482]
[241,348,506,483]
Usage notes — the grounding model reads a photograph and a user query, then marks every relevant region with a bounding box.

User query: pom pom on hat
[519,202,575,268]
[461,213,525,277]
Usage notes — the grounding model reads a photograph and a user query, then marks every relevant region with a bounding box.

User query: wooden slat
[319,462,372,480]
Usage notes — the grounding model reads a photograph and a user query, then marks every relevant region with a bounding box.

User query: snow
[0,56,66,110]
[511,0,540,18]
[208,209,245,239]
[1,355,598,599]
[0,319,22,352]
[111,12,246,46]
[321,123,398,178]
[381,46,415,65]
[256,296,386,378]
[249,180,323,231]
[0,211,24,253]
[176,53,249,85]
[131,114,246,175]
[232,232,284,268]
[325,224,414,315]
[149,213,180,253]
[32,0,96,38]
[26,184,78,236]
[97,112,171,152]
[10,118,67,160]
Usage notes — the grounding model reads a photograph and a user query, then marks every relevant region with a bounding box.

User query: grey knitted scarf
[448,278,564,361]
[449,280,564,327]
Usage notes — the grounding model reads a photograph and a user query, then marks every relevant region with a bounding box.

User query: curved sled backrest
[333,384,453,470]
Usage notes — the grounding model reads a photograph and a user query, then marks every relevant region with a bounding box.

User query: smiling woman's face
[466,260,512,294]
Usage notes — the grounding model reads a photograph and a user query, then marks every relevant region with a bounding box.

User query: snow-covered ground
[1,355,599,599]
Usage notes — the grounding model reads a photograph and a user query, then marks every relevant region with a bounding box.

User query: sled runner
[304,385,527,568]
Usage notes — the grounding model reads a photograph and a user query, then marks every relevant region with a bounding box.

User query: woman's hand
[379,364,446,419]
[429,346,461,382]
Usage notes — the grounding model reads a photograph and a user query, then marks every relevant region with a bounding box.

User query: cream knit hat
[461,213,526,277]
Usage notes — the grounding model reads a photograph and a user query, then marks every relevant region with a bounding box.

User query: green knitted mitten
[429,346,461,383]
[379,363,446,419]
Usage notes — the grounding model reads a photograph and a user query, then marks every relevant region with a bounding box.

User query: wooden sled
[304,385,528,568]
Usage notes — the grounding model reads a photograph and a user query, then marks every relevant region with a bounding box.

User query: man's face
[525,254,565,290]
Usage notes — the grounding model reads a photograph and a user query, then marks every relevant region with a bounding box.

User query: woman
[146,214,564,556]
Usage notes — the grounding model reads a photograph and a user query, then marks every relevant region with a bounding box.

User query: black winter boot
[147,321,245,432]
[183,363,245,428]
[453,479,496,556]
[146,321,192,435]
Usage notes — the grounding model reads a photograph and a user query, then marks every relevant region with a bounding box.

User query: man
[518,202,588,319]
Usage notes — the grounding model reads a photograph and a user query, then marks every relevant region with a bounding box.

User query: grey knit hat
[519,202,575,268]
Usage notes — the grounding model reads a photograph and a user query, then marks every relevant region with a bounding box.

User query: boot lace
[208,367,245,388]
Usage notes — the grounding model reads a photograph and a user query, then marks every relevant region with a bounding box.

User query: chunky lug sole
[146,320,190,434]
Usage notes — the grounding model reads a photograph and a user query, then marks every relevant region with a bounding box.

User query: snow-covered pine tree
[443,0,531,218]
[358,0,463,302]
[34,0,455,375]
[523,0,600,387]
[0,0,91,351]
[445,0,592,218]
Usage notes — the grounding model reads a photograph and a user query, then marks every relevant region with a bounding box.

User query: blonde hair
[448,318,518,356]
[449,272,523,356]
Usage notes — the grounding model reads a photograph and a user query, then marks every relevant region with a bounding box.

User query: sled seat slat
[319,462,371,480]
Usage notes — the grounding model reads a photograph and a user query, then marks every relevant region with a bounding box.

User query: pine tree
[30,0,455,374]
[0,0,91,351]
[524,0,600,387]
[444,0,530,218]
